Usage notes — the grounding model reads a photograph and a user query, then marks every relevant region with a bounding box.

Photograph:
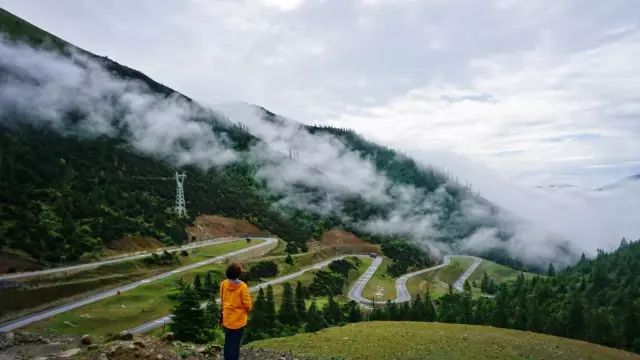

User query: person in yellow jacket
[219,262,252,360]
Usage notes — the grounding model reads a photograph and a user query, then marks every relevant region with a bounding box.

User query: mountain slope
[0,8,560,271]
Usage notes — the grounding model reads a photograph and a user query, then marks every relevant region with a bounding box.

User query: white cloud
[329,28,640,187]
[1,0,639,256]
[257,0,306,11]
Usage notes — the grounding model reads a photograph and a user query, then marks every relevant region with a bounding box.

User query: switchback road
[0,237,277,332]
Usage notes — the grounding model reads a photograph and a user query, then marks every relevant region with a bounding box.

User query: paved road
[128,254,372,334]
[346,256,383,305]
[348,255,482,306]
[0,237,278,333]
[453,256,482,292]
[0,236,259,281]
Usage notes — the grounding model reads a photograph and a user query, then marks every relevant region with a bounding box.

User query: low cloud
[405,148,640,258]
[0,36,237,168]
[0,37,581,267]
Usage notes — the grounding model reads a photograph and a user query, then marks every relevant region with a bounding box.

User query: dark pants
[223,326,244,360]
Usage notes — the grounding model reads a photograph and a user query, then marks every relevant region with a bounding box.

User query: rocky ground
[0,332,310,360]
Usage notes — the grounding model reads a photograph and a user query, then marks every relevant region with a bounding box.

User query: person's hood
[225,279,243,290]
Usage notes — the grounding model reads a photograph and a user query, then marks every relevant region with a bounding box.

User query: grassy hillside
[250,321,640,360]
[406,256,474,298]
[362,258,397,301]
[468,258,535,284]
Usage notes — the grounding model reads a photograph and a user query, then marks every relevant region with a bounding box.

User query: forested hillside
[408,239,640,353]
[0,7,556,272]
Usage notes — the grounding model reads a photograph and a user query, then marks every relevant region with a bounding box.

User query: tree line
[171,239,640,354]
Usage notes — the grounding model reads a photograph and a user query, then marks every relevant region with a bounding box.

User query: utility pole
[174,171,188,218]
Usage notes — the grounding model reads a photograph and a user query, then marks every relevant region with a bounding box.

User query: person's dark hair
[225,262,242,279]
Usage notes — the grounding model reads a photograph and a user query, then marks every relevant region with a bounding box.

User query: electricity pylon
[174,171,188,218]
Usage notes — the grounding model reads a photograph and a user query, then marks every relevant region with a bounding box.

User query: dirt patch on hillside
[106,236,165,254]
[308,229,379,254]
[185,215,264,241]
[0,252,42,274]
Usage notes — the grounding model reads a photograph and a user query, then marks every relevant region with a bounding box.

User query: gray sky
[2,0,639,188]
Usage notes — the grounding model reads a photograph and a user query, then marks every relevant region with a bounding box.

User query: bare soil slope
[185,215,264,241]
[308,229,379,254]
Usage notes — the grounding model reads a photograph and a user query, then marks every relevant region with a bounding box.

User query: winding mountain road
[128,254,371,334]
[453,256,482,292]
[130,254,483,334]
[1,238,483,335]
[348,255,482,306]
[0,236,265,281]
[0,237,278,333]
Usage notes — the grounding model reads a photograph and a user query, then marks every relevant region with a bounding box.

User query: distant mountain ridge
[597,173,640,191]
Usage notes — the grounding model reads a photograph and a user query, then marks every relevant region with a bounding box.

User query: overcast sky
[2,0,639,188]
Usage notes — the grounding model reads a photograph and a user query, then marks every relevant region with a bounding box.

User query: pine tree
[285,254,294,265]
[437,294,457,323]
[512,305,527,330]
[203,271,215,297]
[323,294,342,325]
[591,260,609,292]
[305,301,327,332]
[266,284,276,324]
[580,253,587,263]
[399,301,411,321]
[460,281,473,323]
[385,300,399,321]
[204,296,220,328]
[492,284,510,328]
[620,238,629,249]
[526,299,543,332]
[295,281,306,320]
[632,337,640,354]
[193,273,203,298]
[424,290,436,321]
[547,263,556,277]
[346,300,362,323]
[623,300,639,348]
[278,282,299,326]
[587,307,613,346]
[480,272,489,293]
[246,288,269,342]
[170,284,207,343]
[487,278,497,295]
[463,280,472,293]
[410,294,427,321]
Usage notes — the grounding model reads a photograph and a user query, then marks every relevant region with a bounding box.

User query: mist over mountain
[0,8,580,269]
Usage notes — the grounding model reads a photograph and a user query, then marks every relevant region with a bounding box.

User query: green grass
[0,240,258,321]
[21,240,261,335]
[250,321,640,360]
[24,263,226,335]
[437,257,474,284]
[467,259,540,296]
[406,256,473,299]
[265,239,289,257]
[259,256,373,305]
[467,259,538,284]
[362,258,396,301]
[182,239,263,265]
[247,246,362,279]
